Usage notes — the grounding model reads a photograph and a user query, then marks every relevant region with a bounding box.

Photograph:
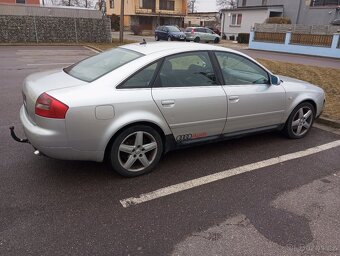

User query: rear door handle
[161,100,175,107]
[229,96,240,103]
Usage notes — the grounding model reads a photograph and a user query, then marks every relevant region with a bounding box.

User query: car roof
[120,42,235,56]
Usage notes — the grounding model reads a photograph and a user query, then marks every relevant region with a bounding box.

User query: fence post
[284,31,291,45]
[331,33,339,49]
[74,18,78,43]
[33,15,38,43]
[249,29,254,48]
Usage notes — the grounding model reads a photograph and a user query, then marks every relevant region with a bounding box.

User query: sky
[196,0,218,12]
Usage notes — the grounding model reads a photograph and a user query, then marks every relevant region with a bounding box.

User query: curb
[316,117,340,129]
[84,45,103,53]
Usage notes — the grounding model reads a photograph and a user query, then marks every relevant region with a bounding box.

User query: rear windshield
[167,26,180,32]
[64,48,143,82]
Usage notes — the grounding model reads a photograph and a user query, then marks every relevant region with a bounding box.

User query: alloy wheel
[291,106,313,137]
[118,131,158,172]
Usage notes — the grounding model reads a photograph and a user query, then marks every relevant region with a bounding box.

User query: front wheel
[194,37,200,43]
[284,102,315,139]
[155,35,159,41]
[109,125,163,177]
[214,37,220,44]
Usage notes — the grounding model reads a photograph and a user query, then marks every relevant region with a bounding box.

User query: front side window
[64,48,143,82]
[155,52,217,87]
[215,52,269,85]
[120,62,159,88]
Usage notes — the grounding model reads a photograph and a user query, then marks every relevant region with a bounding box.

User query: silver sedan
[14,42,325,177]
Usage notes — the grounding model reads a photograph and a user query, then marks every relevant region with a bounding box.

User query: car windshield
[167,26,180,32]
[64,48,143,82]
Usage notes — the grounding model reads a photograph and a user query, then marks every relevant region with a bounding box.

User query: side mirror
[271,75,282,85]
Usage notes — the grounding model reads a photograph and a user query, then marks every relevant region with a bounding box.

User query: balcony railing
[135,4,185,16]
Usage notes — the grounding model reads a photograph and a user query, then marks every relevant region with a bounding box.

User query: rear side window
[215,51,269,85]
[120,62,159,89]
[155,51,217,87]
[64,48,143,82]
[185,27,192,32]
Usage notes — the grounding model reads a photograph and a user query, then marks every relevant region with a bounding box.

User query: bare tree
[216,0,237,10]
[187,0,198,13]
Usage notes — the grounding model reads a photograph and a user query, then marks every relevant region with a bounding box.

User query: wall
[0,15,112,43]
[0,0,40,4]
[249,31,340,58]
[236,0,340,25]
[223,9,269,38]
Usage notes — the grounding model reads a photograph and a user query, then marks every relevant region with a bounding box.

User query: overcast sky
[196,0,218,12]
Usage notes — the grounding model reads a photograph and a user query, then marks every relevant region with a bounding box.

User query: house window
[140,0,153,9]
[16,0,25,3]
[159,0,175,10]
[110,0,114,9]
[262,0,267,5]
[242,0,247,6]
[231,13,242,26]
[311,0,340,6]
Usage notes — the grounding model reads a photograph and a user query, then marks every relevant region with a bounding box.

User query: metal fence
[254,32,286,43]
[0,4,102,19]
[290,34,333,47]
[254,23,339,35]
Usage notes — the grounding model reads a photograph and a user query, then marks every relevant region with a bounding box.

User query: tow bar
[9,126,29,143]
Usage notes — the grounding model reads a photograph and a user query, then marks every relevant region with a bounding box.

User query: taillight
[35,93,69,119]
[191,29,195,34]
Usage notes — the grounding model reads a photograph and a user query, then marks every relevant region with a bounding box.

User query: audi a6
[12,42,325,177]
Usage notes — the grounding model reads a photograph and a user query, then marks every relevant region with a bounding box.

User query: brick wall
[0,15,112,43]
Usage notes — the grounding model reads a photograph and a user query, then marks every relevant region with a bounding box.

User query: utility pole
[119,0,124,43]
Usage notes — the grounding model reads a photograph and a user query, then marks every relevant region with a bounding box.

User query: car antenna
[140,39,147,45]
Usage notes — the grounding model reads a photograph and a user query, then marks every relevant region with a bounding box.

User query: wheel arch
[284,98,317,123]
[103,121,169,162]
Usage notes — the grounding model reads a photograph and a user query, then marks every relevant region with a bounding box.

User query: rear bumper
[20,105,104,162]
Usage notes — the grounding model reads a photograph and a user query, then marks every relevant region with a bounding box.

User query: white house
[221,5,283,40]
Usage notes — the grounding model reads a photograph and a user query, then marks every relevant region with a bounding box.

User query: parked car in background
[207,27,221,36]
[155,25,186,41]
[185,27,221,43]
[13,42,325,177]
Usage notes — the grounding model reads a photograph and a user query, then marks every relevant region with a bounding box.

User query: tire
[214,37,220,44]
[155,35,159,41]
[194,37,200,43]
[109,125,163,177]
[284,102,315,139]
[168,36,172,41]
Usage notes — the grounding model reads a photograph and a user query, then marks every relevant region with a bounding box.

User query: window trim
[116,60,163,89]
[230,13,242,27]
[152,50,221,88]
[212,51,271,86]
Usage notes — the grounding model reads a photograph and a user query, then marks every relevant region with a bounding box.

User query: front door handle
[161,100,175,107]
[229,96,240,103]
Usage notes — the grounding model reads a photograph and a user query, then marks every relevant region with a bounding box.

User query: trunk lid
[22,69,87,122]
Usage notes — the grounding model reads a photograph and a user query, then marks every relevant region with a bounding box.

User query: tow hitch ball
[9,126,29,143]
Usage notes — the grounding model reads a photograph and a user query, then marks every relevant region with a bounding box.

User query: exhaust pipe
[9,126,29,143]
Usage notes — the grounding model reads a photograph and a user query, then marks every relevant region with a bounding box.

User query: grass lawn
[258,59,340,120]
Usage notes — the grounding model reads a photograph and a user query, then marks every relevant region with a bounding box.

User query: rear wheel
[214,37,220,44]
[194,37,200,43]
[284,102,315,139]
[109,125,163,177]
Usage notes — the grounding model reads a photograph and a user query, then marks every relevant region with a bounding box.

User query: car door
[152,51,228,141]
[214,51,286,133]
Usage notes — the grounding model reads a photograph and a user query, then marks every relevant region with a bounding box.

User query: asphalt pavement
[0,46,340,256]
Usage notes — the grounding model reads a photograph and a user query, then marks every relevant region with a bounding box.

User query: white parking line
[120,140,340,208]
